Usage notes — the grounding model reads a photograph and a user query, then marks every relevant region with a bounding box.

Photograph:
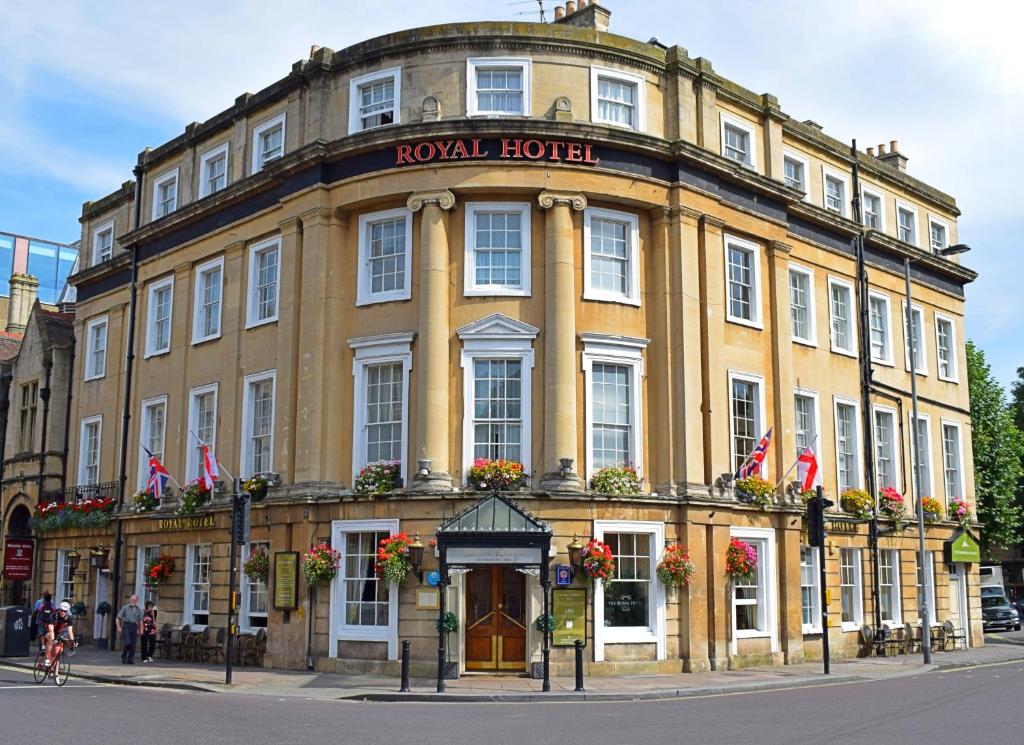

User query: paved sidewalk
[4,642,1023,702]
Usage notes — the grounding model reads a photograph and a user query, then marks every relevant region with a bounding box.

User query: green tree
[967,342,1024,553]
[1012,366,1024,431]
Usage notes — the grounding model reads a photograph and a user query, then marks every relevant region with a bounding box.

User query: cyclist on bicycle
[45,602,75,666]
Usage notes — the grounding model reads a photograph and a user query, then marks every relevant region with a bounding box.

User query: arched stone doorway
[3,500,34,605]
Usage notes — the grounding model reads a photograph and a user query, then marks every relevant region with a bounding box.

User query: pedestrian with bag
[116,594,144,664]
[141,600,158,663]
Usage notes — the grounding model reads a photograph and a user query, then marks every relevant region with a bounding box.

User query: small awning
[436,494,551,567]
[944,530,981,564]
[438,493,550,535]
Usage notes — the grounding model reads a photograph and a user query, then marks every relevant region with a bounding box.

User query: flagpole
[734,427,773,479]
[774,435,819,490]
[140,442,184,491]
[188,429,235,483]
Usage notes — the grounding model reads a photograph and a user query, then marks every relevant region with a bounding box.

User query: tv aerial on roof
[509,0,553,22]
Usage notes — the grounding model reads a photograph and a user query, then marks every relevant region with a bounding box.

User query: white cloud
[0,120,126,193]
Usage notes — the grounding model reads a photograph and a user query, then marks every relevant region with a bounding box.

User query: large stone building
[1,1,982,675]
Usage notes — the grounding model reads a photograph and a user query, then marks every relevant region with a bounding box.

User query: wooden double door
[465,566,527,671]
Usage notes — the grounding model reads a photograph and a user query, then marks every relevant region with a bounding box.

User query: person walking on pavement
[141,600,158,663]
[116,594,144,664]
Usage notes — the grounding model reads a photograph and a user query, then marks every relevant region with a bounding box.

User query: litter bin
[0,606,31,657]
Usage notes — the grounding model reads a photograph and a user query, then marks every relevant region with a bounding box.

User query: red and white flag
[797,446,821,492]
[200,443,220,490]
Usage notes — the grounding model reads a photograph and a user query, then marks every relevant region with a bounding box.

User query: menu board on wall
[551,588,586,647]
[273,551,299,610]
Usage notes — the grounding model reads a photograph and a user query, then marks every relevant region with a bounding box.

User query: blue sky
[2,0,1021,387]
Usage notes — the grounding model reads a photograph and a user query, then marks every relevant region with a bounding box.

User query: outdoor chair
[943,620,967,651]
[153,623,172,659]
[185,626,209,662]
[859,625,875,656]
[203,627,226,664]
[877,625,903,656]
[903,622,922,654]
[930,624,946,652]
[167,625,191,660]
[240,628,267,667]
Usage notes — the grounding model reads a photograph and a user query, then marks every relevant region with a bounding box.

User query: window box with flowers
[589,465,642,496]
[735,475,775,511]
[948,497,972,530]
[145,554,175,589]
[840,489,873,519]
[467,458,526,491]
[29,498,116,533]
[879,486,907,529]
[133,490,159,513]
[580,538,616,584]
[243,547,270,584]
[177,480,211,517]
[302,544,341,586]
[354,462,401,496]
[375,532,414,586]
[921,496,944,523]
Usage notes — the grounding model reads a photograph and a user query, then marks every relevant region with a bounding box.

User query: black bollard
[400,640,411,692]
[574,638,585,692]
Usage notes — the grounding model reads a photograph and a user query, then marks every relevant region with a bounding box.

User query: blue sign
[426,570,441,587]
[555,565,572,586]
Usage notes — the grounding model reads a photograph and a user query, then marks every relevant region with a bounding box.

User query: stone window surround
[591,519,666,663]
[871,403,901,492]
[879,548,903,626]
[821,164,850,217]
[78,414,102,486]
[151,168,179,221]
[723,234,764,329]
[934,312,959,383]
[793,386,821,461]
[186,382,218,480]
[144,275,174,358]
[787,262,817,347]
[940,418,965,506]
[356,208,413,306]
[582,206,641,306]
[909,410,934,507]
[727,369,767,477]
[781,148,810,198]
[191,256,225,345]
[800,546,821,634]
[91,220,114,266]
[861,183,887,232]
[348,66,402,133]
[927,213,950,253]
[719,111,756,169]
[902,302,929,376]
[184,543,212,629]
[240,540,270,633]
[348,332,414,486]
[463,201,533,297]
[826,275,856,358]
[867,290,894,367]
[833,395,861,494]
[328,518,401,661]
[589,65,646,132]
[137,394,169,490]
[895,199,920,248]
[839,547,865,631]
[84,315,108,381]
[729,525,778,654]
[198,141,230,198]
[245,236,282,327]
[251,113,286,174]
[465,57,532,117]
[240,368,277,478]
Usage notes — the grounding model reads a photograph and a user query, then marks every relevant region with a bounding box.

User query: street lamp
[905,243,970,664]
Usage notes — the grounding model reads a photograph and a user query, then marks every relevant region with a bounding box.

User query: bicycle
[32,637,74,686]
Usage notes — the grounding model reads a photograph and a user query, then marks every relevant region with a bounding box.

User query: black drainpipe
[59,340,75,493]
[36,352,53,501]
[109,163,143,644]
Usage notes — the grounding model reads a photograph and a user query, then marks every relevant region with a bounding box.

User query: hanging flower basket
[948,497,972,530]
[243,548,270,584]
[725,538,757,584]
[589,465,642,495]
[840,489,873,519]
[921,496,943,523]
[145,554,175,589]
[735,476,775,511]
[467,459,526,491]
[243,474,269,502]
[302,544,341,586]
[177,480,211,516]
[354,462,401,495]
[375,532,414,586]
[879,486,907,529]
[580,538,616,584]
[657,544,696,588]
[133,490,159,513]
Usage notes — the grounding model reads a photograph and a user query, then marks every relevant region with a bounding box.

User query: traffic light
[807,491,834,547]
[232,497,251,545]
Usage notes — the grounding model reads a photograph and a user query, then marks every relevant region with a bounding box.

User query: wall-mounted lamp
[409,533,425,572]
[263,472,282,488]
[718,472,734,487]
[567,534,584,570]
[66,548,81,576]
[89,545,110,569]
[559,457,575,477]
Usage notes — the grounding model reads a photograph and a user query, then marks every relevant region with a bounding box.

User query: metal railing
[39,481,119,505]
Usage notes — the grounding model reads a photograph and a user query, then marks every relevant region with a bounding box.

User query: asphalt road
[2,657,1021,745]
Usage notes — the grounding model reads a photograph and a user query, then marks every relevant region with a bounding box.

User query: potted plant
[243,547,270,584]
[879,486,907,529]
[948,497,972,530]
[735,475,775,511]
[589,465,642,495]
[657,544,696,590]
[177,480,211,516]
[725,538,757,584]
[243,474,269,502]
[840,488,873,519]
[436,611,459,679]
[302,544,341,586]
[353,462,401,496]
[145,554,175,589]
[95,601,111,650]
[133,489,159,513]
[580,538,616,584]
[375,532,414,586]
[921,496,944,523]
[466,458,526,491]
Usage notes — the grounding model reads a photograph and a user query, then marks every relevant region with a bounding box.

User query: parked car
[982,595,1021,632]
[981,585,1006,600]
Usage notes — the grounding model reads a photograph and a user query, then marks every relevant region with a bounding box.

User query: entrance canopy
[437,493,551,566]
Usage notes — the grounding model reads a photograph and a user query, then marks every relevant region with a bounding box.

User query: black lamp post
[905,243,970,664]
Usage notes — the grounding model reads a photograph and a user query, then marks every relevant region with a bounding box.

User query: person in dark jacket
[141,601,158,663]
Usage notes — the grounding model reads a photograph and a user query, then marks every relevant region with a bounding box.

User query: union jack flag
[737,427,773,480]
[143,446,170,501]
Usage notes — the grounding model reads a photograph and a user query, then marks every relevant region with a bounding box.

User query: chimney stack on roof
[6,273,38,336]
[876,139,908,172]
[553,0,610,30]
